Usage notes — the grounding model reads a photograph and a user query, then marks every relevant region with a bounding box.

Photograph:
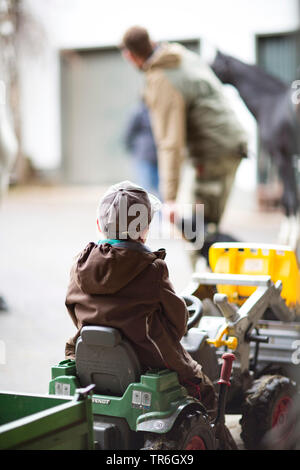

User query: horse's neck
[227,60,287,119]
[230,81,261,118]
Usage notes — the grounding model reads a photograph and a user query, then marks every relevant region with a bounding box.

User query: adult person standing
[120,26,248,261]
[124,98,159,195]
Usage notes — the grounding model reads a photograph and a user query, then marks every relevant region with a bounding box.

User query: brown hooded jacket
[65,240,203,383]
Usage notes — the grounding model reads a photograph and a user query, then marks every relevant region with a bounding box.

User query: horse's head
[211,50,232,84]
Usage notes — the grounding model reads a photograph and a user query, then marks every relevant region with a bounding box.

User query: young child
[64,181,216,415]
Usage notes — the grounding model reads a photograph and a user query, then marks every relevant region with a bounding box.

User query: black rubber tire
[142,408,216,450]
[240,374,297,449]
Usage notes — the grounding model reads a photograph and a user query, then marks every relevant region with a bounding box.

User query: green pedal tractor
[47,242,300,450]
[48,295,236,450]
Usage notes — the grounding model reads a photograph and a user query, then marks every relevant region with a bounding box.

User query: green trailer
[0,386,95,450]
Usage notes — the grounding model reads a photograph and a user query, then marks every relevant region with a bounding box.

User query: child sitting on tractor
[64,181,217,416]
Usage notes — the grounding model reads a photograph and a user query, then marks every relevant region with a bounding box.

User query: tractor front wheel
[142,408,216,450]
[240,374,296,449]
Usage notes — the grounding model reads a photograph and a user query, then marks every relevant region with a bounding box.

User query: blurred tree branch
[0,0,45,182]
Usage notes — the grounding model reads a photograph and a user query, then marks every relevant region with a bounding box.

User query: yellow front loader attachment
[208,243,300,311]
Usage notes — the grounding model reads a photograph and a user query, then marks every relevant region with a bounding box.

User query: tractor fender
[136,399,208,434]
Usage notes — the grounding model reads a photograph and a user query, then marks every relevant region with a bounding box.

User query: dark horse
[211,50,300,220]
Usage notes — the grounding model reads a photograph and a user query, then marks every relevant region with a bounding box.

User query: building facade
[19,0,300,189]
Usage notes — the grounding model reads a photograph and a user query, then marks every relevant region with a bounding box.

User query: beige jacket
[143,43,248,201]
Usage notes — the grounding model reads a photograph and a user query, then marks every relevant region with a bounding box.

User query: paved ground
[0,182,285,448]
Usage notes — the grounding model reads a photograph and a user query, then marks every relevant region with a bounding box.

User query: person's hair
[121,26,153,59]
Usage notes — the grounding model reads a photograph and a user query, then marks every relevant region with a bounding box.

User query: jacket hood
[143,42,182,71]
[73,241,165,295]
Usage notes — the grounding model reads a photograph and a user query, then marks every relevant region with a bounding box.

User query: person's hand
[163,200,177,224]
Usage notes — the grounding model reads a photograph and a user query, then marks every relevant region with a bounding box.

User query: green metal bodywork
[0,390,94,450]
[49,360,200,435]
[0,359,202,450]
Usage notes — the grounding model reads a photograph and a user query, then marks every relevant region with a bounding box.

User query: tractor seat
[75,326,142,396]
